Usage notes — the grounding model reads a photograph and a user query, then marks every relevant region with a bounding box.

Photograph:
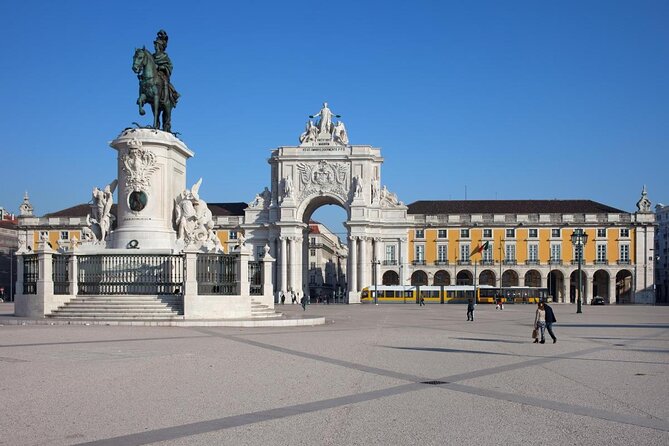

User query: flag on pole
[470,241,490,257]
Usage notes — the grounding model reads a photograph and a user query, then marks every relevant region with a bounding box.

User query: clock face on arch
[128,191,148,212]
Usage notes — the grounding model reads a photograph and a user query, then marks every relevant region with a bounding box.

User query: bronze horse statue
[132,47,178,132]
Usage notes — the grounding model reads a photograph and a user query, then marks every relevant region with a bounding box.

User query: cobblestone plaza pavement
[1,302,667,446]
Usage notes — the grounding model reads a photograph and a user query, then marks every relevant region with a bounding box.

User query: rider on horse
[153,30,180,107]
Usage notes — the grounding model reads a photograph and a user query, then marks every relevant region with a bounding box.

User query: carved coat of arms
[296,161,349,201]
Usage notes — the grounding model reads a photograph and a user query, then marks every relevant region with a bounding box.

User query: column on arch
[280,236,287,293]
[359,236,367,290]
[373,237,382,286]
[289,236,298,294]
[349,236,358,294]
[608,276,616,304]
[295,236,303,298]
[399,237,408,285]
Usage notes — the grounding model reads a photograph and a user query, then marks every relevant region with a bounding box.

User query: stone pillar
[238,247,251,297]
[68,251,78,298]
[280,236,287,294]
[182,249,198,317]
[399,237,408,285]
[36,248,53,301]
[262,247,275,308]
[359,237,367,290]
[295,236,303,298]
[109,128,194,250]
[349,236,358,294]
[585,276,594,304]
[608,277,616,305]
[374,237,382,286]
[289,237,298,293]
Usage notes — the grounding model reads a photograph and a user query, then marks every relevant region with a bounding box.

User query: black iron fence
[23,254,38,295]
[52,254,69,295]
[78,254,184,295]
[196,254,238,295]
[249,261,262,296]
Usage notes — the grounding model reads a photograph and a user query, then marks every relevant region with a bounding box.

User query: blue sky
[1,1,667,235]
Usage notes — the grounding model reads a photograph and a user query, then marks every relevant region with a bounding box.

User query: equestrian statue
[132,30,180,132]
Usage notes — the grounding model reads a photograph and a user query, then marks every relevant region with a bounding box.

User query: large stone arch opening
[569,270,588,304]
[456,270,473,285]
[616,270,633,304]
[434,270,451,286]
[547,270,565,303]
[479,269,496,286]
[302,199,349,303]
[411,270,428,285]
[592,269,610,301]
[524,270,541,287]
[502,270,519,287]
[383,270,399,285]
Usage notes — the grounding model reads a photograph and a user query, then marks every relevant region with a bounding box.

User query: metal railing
[78,254,184,295]
[249,261,262,296]
[196,254,238,295]
[23,255,38,295]
[52,254,69,295]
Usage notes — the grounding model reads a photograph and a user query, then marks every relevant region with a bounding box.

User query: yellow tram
[360,285,548,304]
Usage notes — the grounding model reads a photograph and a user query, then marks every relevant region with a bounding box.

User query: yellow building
[395,199,654,304]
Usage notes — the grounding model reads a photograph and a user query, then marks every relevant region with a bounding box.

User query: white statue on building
[333,121,349,145]
[371,178,380,204]
[86,180,117,243]
[299,120,318,144]
[380,185,403,207]
[309,102,340,135]
[636,185,652,213]
[283,175,294,199]
[174,178,218,248]
[353,176,363,199]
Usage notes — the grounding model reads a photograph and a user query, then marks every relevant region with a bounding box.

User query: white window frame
[596,243,607,262]
[460,229,470,238]
[620,228,629,238]
[415,229,425,239]
[415,244,425,262]
[437,229,447,239]
[551,228,561,238]
[482,242,493,262]
[550,243,561,261]
[437,244,448,262]
[619,243,630,262]
[505,243,516,261]
[60,231,69,241]
[528,244,539,261]
[483,228,493,238]
[229,230,238,240]
[385,244,396,262]
[460,243,470,261]
[528,229,538,238]
[597,228,607,238]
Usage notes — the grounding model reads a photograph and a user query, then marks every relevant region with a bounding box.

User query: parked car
[591,297,606,305]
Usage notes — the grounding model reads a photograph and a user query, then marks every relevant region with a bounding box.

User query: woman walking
[534,302,546,344]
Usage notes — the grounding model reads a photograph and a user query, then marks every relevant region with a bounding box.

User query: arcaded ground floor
[0,303,667,445]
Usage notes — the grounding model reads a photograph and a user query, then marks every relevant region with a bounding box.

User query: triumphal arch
[243,103,408,303]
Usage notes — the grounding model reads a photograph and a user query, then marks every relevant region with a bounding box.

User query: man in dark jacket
[544,303,558,343]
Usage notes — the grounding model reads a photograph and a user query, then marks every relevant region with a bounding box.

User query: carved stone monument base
[108,128,193,250]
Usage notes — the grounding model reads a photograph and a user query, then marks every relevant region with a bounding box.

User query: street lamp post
[372,260,380,305]
[571,229,589,314]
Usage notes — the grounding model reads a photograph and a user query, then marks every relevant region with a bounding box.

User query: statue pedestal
[108,128,193,250]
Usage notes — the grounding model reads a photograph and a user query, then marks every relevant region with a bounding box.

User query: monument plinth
[109,128,193,250]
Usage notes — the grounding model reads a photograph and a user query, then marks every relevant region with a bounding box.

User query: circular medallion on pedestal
[128,191,148,212]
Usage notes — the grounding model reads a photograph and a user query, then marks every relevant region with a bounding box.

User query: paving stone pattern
[0,302,667,445]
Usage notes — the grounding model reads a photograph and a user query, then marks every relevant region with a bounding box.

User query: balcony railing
[480,260,494,266]
[594,260,609,265]
[549,259,562,265]
[457,260,471,265]
[503,260,517,265]
[383,260,397,266]
[525,260,539,265]
[617,259,630,265]
[434,260,449,266]
[412,260,426,266]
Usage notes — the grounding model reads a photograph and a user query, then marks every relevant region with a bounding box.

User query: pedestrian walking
[534,302,546,343]
[419,295,425,306]
[280,291,285,305]
[544,302,558,343]
[301,295,307,311]
[291,290,296,304]
[466,298,475,321]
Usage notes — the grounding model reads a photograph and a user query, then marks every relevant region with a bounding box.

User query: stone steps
[251,301,283,319]
[48,295,183,320]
